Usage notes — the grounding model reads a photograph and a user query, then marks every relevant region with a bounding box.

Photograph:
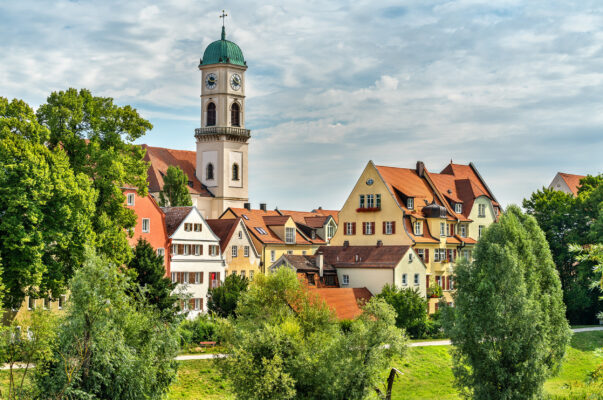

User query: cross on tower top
[220,10,228,40]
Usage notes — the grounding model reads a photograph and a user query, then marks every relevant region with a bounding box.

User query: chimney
[244,202,251,210]
[343,240,349,249]
[377,240,383,247]
[259,203,267,211]
[316,251,324,277]
[416,161,425,177]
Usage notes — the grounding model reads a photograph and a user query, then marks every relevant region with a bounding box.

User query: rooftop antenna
[220,10,228,40]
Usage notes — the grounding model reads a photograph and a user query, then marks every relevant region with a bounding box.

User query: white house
[164,206,226,318]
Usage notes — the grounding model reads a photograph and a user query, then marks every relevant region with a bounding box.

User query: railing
[195,127,251,138]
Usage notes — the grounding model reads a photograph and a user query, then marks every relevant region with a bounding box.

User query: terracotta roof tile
[162,206,193,236]
[206,218,239,253]
[279,254,336,273]
[308,288,372,320]
[318,245,411,269]
[226,208,314,245]
[142,145,213,197]
[559,172,586,196]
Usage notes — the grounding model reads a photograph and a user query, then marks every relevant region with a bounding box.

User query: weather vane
[220,10,228,27]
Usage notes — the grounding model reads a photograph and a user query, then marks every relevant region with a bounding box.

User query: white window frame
[460,225,467,237]
[28,297,35,310]
[157,248,165,257]
[417,248,425,260]
[241,270,246,278]
[183,273,189,284]
[232,246,238,258]
[58,295,66,310]
[385,221,393,235]
[367,194,375,208]
[342,274,350,285]
[142,218,150,233]
[238,231,243,239]
[414,221,422,236]
[183,245,190,256]
[414,273,419,285]
[195,272,201,284]
[171,272,176,283]
[455,203,462,213]
[271,250,276,262]
[327,223,335,239]
[345,223,354,235]
[478,204,486,217]
[285,227,295,244]
[359,194,365,208]
[194,298,201,311]
[365,222,373,235]
[402,273,407,285]
[479,225,485,238]
[407,197,414,210]
[440,222,446,236]
[244,246,249,257]
[127,193,135,206]
[250,271,254,280]
[194,223,202,232]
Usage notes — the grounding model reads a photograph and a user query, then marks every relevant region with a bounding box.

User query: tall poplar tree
[159,165,193,207]
[444,206,571,400]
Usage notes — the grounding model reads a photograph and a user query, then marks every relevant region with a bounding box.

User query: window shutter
[362,222,365,235]
[200,272,204,284]
[200,245,203,255]
[453,249,457,259]
[352,222,356,235]
[383,221,386,234]
[189,272,195,283]
[426,275,430,290]
[189,299,195,309]
[425,249,429,263]
[447,276,451,290]
[200,298,204,311]
[392,221,396,234]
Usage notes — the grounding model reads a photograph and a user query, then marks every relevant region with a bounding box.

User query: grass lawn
[169,331,603,400]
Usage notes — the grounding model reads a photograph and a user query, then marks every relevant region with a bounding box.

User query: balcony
[195,126,251,139]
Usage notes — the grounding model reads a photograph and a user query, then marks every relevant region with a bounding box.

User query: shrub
[178,314,217,345]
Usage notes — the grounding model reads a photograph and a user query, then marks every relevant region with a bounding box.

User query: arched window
[206,163,214,180]
[206,102,216,126]
[231,103,240,127]
[232,163,240,181]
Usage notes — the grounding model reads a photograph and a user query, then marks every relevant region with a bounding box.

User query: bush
[377,284,428,338]
[178,314,217,346]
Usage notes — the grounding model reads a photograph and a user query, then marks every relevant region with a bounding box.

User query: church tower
[195,13,250,218]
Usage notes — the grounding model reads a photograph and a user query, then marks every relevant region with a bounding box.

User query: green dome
[200,27,246,67]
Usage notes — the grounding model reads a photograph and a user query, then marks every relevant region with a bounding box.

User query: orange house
[123,188,171,275]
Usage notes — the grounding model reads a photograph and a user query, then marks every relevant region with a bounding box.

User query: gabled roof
[142,144,213,197]
[318,245,414,269]
[558,172,586,197]
[274,254,337,273]
[308,288,372,320]
[439,162,499,206]
[279,209,339,226]
[206,218,239,253]
[162,206,194,236]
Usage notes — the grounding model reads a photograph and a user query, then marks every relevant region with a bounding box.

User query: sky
[1,0,602,211]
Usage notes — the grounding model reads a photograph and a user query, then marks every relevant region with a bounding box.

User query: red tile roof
[308,287,372,320]
[142,144,213,197]
[162,206,193,236]
[206,218,239,253]
[558,172,586,197]
[319,245,411,269]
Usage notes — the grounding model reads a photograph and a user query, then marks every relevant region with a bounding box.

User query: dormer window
[440,208,446,218]
[455,203,462,214]
[285,227,295,244]
[440,222,446,236]
[414,221,422,235]
[407,197,414,210]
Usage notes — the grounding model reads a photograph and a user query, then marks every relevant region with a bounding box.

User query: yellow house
[331,160,500,313]
[220,207,327,272]
[207,217,261,280]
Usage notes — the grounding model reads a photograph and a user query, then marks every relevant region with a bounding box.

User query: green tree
[0,99,96,309]
[35,249,179,399]
[217,268,406,400]
[377,284,427,338]
[207,273,249,318]
[159,165,192,207]
[36,88,152,266]
[443,206,571,400]
[524,177,603,324]
[126,238,178,321]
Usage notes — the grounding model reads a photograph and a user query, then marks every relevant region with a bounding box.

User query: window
[478,204,486,217]
[449,277,454,290]
[285,227,295,244]
[342,274,350,285]
[232,163,240,181]
[27,328,34,341]
[183,272,189,284]
[414,221,422,235]
[157,248,165,258]
[417,248,425,260]
[194,245,201,256]
[184,223,192,232]
[367,194,374,208]
[195,272,201,284]
[460,225,467,237]
[271,250,276,262]
[232,246,238,258]
[183,245,190,256]
[254,227,268,235]
[414,273,419,285]
[344,222,356,235]
[231,102,240,126]
[142,218,150,233]
[409,252,413,262]
[407,197,414,210]
[207,102,216,126]
[363,222,375,235]
[240,270,246,278]
[402,274,407,285]
[384,221,394,235]
[58,295,66,310]
[455,203,462,213]
[238,231,243,239]
[446,223,451,237]
[434,249,446,262]
[209,245,219,256]
[287,250,293,255]
[440,222,445,236]
[307,273,316,285]
[194,223,202,232]
[171,272,176,283]
[250,271,254,280]
[28,297,35,310]
[359,195,365,208]
[376,194,381,208]
[302,250,307,255]
[479,225,485,238]
[327,223,335,239]
[206,163,214,180]
[44,297,50,310]
[194,298,201,311]
[325,275,336,286]
[244,246,249,257]
[127,193,135,206]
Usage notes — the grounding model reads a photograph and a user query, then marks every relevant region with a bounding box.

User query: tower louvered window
[231,103,240,126]
[207,102,216,126]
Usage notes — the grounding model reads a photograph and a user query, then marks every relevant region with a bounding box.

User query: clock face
[205,73,217,89]
[230,73,242,90]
